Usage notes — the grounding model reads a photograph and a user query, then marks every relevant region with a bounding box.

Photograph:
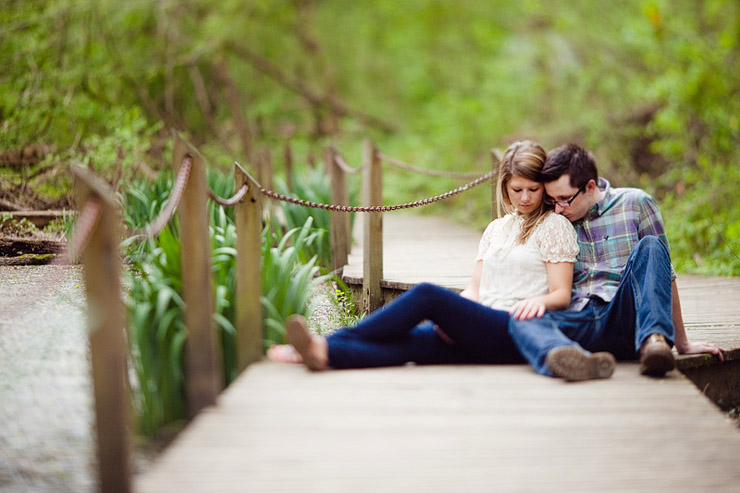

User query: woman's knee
[410,282,443,298]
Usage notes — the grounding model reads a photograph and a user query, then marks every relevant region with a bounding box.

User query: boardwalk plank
[138,363,740,493]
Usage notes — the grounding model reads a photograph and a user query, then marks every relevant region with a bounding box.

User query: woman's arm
[460,259,483,302]
[509,261,574,320]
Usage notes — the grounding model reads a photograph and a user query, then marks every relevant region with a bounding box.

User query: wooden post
[490,148,503,220]
[257,148,274,194]
[72,166,131,493]
[362,139,383,312]
[173,135,220,417]
[234,162,263,371]
[284,142,294,191]
[327,147,350,273]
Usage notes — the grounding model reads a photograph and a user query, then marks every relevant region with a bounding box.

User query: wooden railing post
[257,148,274,194]
[234,162,263,371]
[173,135,220,417]
[490,148,502,220]
[284,142,294,191]
[327,147,350,273]
[72,167,131,493]
[362,139,383,312]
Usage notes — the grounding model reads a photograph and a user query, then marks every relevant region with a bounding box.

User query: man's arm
[672,279,724,359]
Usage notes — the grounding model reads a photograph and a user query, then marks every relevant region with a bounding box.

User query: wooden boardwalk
[137,213,740,492]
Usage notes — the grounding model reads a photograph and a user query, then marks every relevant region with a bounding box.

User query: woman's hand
[509,297,547,320]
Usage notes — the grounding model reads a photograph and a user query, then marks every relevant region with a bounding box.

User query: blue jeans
[327,283,523,369]
[508,236,675,376]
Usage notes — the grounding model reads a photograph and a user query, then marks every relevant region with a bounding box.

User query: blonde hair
[495,140,552,243]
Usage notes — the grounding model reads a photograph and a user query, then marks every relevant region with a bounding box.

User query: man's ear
[586,179,598,192]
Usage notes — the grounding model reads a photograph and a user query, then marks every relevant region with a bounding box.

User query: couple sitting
[268,141,723,381]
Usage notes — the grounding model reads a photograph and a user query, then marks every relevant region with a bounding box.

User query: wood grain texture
[137,362,740,492]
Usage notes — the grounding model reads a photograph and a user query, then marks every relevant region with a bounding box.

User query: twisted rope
[377,152,483,179]
[68,196,103,262]
[208,184,249,207]
[260,169,496,212]
[128,155,193,240]
[333,152,362,174]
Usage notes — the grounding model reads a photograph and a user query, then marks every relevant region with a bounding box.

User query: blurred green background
[2,0,739,274]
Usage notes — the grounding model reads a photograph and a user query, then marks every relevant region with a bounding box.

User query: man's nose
[555,203,565,214]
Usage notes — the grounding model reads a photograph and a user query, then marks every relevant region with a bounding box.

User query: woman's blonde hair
[496,140,552,243]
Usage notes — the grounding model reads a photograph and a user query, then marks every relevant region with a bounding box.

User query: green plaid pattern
[570,178,675,310]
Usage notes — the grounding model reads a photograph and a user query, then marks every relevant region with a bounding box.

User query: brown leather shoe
[639,334,675,377]
[545,345,616,381]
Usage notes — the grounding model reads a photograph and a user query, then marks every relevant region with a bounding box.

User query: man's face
[545,175,593,222]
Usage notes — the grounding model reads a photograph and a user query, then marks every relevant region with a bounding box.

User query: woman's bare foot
[284,314,329,371]
[266,344,304,364]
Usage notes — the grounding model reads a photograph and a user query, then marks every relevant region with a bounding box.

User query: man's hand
[676,340,725,361]
[509,297,546,320]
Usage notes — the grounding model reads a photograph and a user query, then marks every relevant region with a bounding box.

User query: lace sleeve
[536,214,579,263]
[475,220,498,261]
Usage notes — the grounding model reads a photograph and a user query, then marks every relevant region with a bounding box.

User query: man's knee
[635,235,668,256]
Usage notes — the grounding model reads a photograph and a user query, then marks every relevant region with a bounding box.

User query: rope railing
[127,155,193,240]
[333,152,362,175]
[208,183,249,207]
[259,168,496,213]
[377,151,484,179]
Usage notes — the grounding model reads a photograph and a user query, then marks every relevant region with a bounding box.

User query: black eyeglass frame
[545,184,586,208]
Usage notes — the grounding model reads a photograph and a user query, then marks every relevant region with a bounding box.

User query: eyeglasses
[545,184,586,208]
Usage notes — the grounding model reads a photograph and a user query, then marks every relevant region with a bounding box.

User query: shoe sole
[284,315,324,371]
[640,349,676,377]
[546,346,616,382]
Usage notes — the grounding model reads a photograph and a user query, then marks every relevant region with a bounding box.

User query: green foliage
[261,216,332,348]
[312,281,365,336]
[3,0,739,273]
[126,225,187,436]
[274,165,355,269]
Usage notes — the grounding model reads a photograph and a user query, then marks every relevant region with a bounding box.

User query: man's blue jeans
[326,283,523,369]
[508,236,675,376]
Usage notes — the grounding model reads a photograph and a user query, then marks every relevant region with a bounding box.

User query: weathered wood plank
[234,163,263,370]
[137,362,740,493]
[174,136,221,415]
[362,140,383,311]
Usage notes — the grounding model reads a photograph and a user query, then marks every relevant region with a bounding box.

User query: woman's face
[506,175,544,214]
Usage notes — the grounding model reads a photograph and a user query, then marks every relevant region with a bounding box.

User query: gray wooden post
[362,139,383,312]
[173,135,221,417]
[327,147,350,273]
[234,162,263,371]
[72,166,131,493]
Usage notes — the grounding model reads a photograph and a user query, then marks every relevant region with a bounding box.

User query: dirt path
[0,265,96,492]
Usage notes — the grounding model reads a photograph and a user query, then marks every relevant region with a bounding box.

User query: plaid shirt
[570,178,676,310]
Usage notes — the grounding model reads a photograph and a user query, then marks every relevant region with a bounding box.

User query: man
[508,143,724,381]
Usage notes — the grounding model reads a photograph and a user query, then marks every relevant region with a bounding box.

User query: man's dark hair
[541,144,599,188]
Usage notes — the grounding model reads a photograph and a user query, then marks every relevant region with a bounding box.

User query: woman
[268,140,580,371]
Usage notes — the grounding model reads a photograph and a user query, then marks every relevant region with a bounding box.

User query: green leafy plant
[120,167,344,435]
[274,166,347,269]
[261,215,332,349]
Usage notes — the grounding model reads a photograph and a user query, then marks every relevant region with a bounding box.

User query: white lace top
[475,212,579,311]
